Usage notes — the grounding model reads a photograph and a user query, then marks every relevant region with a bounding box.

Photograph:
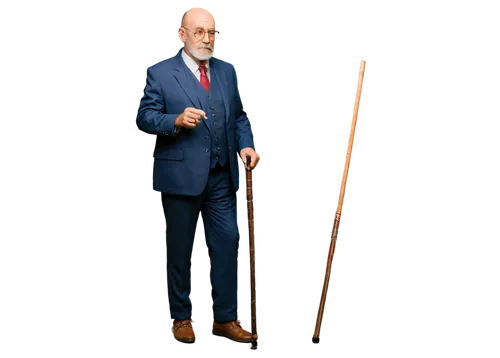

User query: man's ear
[178,28,186,43]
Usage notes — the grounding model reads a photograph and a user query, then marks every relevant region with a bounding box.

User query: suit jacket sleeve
[136,66,179,136]
[232,66,255,152]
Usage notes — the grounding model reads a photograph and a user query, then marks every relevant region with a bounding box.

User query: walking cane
[312,61,366,344]
[246,156,258,350]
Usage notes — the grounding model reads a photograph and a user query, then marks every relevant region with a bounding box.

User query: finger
[187,112,202,123]
[188,108,207,119]
[250,155,256,169]
[199,110,207,119]
[185,118,196,128]
[241,155,248,167]
[184,114,198,125]
[188,114,200,124]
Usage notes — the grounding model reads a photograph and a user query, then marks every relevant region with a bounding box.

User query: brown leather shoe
[172,319,195,343]
[212,320,255,343]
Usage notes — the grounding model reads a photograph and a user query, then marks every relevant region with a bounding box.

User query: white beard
[186,42,214,61]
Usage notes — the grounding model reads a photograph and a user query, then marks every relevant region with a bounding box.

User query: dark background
[122,2,377,352]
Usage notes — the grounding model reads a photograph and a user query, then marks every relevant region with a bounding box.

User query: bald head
[181,8,215,29]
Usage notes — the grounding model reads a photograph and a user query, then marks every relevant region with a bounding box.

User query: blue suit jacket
[137,49,255,195]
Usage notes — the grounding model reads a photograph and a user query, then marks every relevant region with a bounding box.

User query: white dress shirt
[181,49,211,82]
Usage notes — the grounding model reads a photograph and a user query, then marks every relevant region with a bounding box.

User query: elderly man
[136,8,260,344]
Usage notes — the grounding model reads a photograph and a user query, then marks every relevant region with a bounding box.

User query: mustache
[198,45,213,50]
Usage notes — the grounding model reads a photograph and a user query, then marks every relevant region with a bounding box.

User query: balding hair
[181,6,215,26]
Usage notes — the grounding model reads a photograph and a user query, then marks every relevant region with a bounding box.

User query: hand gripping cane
[311,57,366,344]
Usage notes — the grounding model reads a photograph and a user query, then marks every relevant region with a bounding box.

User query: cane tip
[251,341,258,350]
[312,337,320,344]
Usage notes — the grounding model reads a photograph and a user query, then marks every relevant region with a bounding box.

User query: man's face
[180,14,216,61]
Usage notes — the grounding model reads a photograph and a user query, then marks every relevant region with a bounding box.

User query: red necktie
[199,64,210,92]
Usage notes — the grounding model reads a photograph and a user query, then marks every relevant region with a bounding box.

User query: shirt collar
[181,49,210,73]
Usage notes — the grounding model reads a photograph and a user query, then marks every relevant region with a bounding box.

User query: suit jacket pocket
[153,149,184,161]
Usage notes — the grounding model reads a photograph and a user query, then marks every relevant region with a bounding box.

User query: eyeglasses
[181,26,219,41]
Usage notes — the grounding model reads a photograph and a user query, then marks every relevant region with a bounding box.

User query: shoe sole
[210,330,255,344]
[172,337,198,344]
[170,333,198,344]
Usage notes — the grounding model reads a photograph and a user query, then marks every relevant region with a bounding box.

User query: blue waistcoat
[186,67,229,168]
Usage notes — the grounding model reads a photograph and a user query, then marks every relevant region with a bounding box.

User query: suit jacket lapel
[210,59,231,124]
[172,50,210,131]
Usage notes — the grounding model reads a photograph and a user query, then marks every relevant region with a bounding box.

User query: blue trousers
[161,166,239,322]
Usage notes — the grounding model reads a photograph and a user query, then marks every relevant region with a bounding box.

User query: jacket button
[210,106,214,110]
[204,149,209,153]
[205,136,209,139]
